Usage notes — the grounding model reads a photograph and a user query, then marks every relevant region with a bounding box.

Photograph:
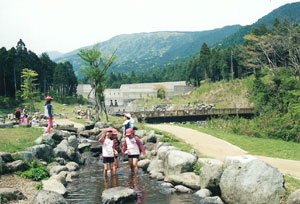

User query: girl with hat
[45,96,53,134]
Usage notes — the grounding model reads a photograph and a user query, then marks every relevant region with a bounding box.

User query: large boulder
[42,179,67,195]
[25,144,53,161]
[141,130,157,143]
[12,151,34,162]
[52,131,67,144]
[68,135,79,149]
[35,134,55,147]
[220,156,285,204]
[53,140,75,160]
[137,159,150,170]
[78,143,91,153]
[163,150,197,176]
[74,151,85,165]
[30,190,69,204]
[6,160,28,172]
[174,185,192,193]
[198,196,224,204]
[94,121,107,129]
[193,189,212,199]
[84,121,95,130]
[66,162,79,171]
[135,130,146,138]
[198,158,223,190]
[102,187,137,204]
[165,172,201,190]
[90,143,102,153]
[287,189,300,204]
[157,146,177,160]
[147,159,164,173]
[144,143,156,151]
[0,188,26,202]
[49,165,68,176]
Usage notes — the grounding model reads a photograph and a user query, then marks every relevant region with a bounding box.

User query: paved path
[55,119,84,129]
[148,124,300,178]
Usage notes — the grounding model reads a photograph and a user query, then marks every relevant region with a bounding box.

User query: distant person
[123,113,134,136]
[22,105,28,118]
[44,96,53,134]
[99,128,117,177]
[14,108,21,123]
[112,129,121,169]
[122,128,146,175]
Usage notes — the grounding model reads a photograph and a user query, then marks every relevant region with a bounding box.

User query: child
[99,128,116,176]
[122,128,146,175]
[112,129,121,169]
[14,108,21,123]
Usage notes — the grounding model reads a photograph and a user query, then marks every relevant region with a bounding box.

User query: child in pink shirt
[122,128,146,174]
[99,128,117,176]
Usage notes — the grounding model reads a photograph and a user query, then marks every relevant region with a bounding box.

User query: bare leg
[128,158,134,172]
[110,163,116,176]
[104,163,109,177]
[132,158,138,175]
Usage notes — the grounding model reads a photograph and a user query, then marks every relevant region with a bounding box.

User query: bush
[16,161,49,181]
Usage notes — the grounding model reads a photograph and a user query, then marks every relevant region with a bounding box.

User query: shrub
[16,161,49,181]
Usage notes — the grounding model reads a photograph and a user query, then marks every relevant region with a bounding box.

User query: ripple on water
[66,160,198,204]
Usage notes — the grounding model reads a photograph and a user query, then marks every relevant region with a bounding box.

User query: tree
[199,43,211,80]
[78,44,117,121]
[21,68,39,114]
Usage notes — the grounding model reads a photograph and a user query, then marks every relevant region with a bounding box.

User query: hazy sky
[0,0,299,54]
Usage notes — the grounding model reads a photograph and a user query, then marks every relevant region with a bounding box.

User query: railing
[130,108,255,119]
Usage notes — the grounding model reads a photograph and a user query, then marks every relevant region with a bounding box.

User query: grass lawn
[177,123,300,161]
[0,127,43,153]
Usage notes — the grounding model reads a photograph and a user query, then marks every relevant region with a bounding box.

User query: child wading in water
[112,129,121,169]
[122,128,146,175]
[99,128,117,176]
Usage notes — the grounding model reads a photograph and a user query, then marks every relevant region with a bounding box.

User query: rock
[66,162,79,171]
[150,150,157,157]
[145,130,157,143]
[66,171,79,183]
[160,182,174,188]
[157,146,177,160]
[25,144,53,161]
[144,143,156,151]
[165,172,201,190]
[159,187,176,195]
[223,155,256,168]
[220,157,285,204]
[77,126,85,133]
[0,152,13,162]
[68,135,79,149]
[49,165,68,176]
[135,130,146,137]
[6,160,28,172]
[138,159,150,170]
[78,143,91,153]
[90,143,102,153]
[79,130,90,138]
[198,158,223,189]
[147,159,164,173]
[42,179,67,195]
[74,151,85,165]
[95,122,107,129]
[84,121,95,130]
[35,134,55,147]
[163,150,197,176]
[0,157,3,175]
[90,127,101,135]
[287,189,300,204]
[174,185,192,193]
[149,171,165,180]
[52,131,66,143]
[30,190,69,203]
[0,188,26,201]
[56,125,77,133]
[198,196,224,204]
[53,140,75,160]
[49,171,68,186]
[193,189,212,199]
[11,151,33,162]
[156,142,172,150]
[55,157,66,165]
[102,187,137,204]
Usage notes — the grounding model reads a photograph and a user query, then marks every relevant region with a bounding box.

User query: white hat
[125,113,131,118]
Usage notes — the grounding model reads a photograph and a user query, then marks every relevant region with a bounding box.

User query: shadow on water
[66,158,198,204]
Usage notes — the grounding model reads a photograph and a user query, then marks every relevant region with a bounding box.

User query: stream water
[66,159,198,204]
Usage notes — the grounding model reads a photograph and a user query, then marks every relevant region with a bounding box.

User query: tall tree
[21,68,39,114]
[78,44,117,121]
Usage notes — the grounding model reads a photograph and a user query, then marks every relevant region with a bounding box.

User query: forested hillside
[56,25,242,78]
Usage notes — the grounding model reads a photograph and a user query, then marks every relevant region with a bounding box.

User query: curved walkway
[148,124,300,178]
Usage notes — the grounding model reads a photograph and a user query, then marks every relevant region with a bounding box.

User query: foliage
[35,182,43,190]
[193,161,201,176]
[21,68,39,113]
[16,161,49,181]
[78,44,117,121]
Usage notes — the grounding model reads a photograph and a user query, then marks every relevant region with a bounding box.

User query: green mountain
[216,2,300,48]
[55,25,242,78]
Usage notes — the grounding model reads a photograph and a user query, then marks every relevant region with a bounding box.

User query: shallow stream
[66,159,198,204]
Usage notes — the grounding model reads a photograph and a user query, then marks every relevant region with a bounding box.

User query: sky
[0,0,299,54]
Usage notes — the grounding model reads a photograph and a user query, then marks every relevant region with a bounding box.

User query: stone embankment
[0,120,112,203]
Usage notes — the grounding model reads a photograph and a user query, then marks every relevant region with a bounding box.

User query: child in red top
[122,128,146,174]
[99,128,117,176]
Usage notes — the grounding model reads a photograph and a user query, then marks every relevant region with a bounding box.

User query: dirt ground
[148,124,300,178]
[55,118,84,129]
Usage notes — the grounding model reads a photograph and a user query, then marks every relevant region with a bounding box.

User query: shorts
[128,154,139,159]
[103,157,114,163]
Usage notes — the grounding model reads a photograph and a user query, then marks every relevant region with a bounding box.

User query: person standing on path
[44,96,54,134]
[99,128,117,177]
[122,128,146,175]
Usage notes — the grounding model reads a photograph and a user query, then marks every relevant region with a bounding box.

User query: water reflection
[104,175,119,189]
[127,174,147,204]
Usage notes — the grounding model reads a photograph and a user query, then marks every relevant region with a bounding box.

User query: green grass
[178,124,300,161]
[0,127,43,153]
[283,175,300,202]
